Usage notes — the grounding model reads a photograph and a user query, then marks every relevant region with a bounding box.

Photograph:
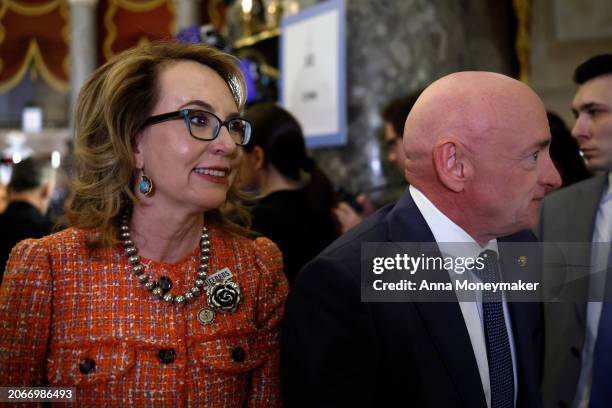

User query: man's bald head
[404,72,545,180]
[402,71,561,244]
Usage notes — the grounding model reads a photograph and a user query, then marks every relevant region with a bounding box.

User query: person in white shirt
[281,71,561,408]
[539,54,612,408]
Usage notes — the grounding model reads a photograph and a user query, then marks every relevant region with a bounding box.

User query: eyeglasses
[143,109,252,146]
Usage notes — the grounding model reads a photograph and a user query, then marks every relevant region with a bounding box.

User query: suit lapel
[567,176,607,324]
[507,301,541,408]
[565,175,607,243]
[498,233,542,408]
[386,192,487,408]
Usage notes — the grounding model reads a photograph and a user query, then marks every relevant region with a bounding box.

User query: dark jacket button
[159,348,176,364]
[571,346,580,357]
[79,357,96,374]
[159,276,172,294]
[231,347,245,363]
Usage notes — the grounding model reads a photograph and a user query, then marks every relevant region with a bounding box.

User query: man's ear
[432,138,471,193]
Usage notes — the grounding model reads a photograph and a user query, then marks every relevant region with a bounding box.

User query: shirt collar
[409,185,498,260]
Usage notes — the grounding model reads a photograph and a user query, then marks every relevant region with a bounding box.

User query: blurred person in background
[540,54,612,408]
[239,103,339,285]
[335,91,422,233]
[381,92,423,174]
[547,111,592,188]
[0,42,287,407]
[0,156,55,282]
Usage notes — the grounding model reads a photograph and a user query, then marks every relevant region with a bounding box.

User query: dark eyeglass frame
[143,108,252,146]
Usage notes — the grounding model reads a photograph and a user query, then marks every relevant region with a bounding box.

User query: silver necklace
[119,216,242,314]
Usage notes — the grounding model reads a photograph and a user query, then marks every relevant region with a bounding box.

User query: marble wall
[301,0,517,203]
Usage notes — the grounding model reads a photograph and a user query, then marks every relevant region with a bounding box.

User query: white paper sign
[281,0,346,147]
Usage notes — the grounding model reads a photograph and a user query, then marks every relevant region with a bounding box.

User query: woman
[240,103,339,284]
[0,43,287,407]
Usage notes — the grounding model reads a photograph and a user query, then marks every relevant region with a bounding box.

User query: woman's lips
[193,167,230,185]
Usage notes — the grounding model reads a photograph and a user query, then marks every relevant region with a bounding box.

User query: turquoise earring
[139,169,154,197]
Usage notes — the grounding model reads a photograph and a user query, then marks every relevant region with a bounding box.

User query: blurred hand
[334,202,363,234]
[356,194,377,216]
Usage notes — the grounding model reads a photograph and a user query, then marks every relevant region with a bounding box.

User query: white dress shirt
[574,172,612,408]
[410,185,518,408]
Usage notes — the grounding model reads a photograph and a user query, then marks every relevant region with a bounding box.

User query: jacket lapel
[386,191,487,408]
[507,301,541,408]
[567,176,607,325]
[566,175,607,243]
[499,232,542,408]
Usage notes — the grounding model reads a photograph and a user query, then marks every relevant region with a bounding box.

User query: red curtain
[0,0,69,93]
[97,0,174,64]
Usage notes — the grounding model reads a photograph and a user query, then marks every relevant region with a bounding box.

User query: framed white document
[280,0,346,147]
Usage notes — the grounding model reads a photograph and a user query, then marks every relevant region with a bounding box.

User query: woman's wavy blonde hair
[67,42,253,247]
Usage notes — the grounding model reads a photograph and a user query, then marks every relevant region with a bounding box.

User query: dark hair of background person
[381,91,423,138]
[547,111,591,187]
[243,103,338,213]
[574,54,612,84]
[8,156,54,193]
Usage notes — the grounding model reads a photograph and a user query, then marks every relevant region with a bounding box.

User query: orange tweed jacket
[0,225,288,407]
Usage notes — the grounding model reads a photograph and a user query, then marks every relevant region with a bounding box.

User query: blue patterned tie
[478,250,514,408]
[589,245,612,408]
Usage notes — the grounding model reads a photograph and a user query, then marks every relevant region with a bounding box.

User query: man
[0,156,55,282]
[281,72,560,407]
[334,92,421,232]
[382,92,422,173]
[539,54,612,408]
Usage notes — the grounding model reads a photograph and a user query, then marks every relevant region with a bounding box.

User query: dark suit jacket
[538,175,607,408]
[281,191,543,408]
[0,200,53,283]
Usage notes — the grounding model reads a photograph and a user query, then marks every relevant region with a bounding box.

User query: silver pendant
[206,278,242,313]
[197,307,216,325]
